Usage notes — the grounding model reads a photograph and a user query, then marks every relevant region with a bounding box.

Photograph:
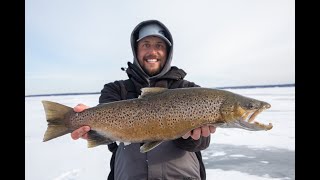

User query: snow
[25,86,294,180]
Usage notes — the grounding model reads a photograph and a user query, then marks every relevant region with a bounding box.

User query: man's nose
[147,46,157,54]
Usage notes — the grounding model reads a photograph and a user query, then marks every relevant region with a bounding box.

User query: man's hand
[182,125,216,140]
[70,104,91,140]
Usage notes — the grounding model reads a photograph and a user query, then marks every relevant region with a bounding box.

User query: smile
[146,59,158,63]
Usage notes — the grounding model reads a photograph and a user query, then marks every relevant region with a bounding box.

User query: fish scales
[42,87,273,152]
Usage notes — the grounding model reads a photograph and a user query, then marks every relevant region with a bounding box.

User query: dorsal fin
[139,87,168,98]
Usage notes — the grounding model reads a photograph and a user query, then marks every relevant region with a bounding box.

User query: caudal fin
[42,100,73,142]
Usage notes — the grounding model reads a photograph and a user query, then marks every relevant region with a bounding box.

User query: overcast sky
[25,0,295,95]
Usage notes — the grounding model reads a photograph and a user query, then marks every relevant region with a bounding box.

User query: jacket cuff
[173,136,211,152]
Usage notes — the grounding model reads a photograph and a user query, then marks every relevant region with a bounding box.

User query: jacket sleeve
[173,80,211,152]
[99,81,123,104]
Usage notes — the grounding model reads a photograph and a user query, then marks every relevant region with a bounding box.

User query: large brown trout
[42,87,272,153]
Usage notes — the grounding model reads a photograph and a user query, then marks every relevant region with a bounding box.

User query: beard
[142,66,162,76]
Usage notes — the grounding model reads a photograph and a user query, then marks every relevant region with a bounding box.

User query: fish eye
[247,102,255,109]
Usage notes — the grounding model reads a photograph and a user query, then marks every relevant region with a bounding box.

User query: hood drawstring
[121,67,127,71]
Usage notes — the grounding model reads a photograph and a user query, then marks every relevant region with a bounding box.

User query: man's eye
[143,44,150,48]
[156,44,163,49]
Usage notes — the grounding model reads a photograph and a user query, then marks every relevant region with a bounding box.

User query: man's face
[136,36,168,76]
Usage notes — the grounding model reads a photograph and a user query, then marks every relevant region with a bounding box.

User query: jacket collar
[125,62,186,86]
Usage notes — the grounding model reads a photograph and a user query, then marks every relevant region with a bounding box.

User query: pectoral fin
[140,141,163,153]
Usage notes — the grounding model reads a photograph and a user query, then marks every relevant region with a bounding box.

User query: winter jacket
[98,20,210,180]
[99,63,210,180]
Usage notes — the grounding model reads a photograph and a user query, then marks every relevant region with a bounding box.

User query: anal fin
[140,141,163,153]
[87,130,114,148]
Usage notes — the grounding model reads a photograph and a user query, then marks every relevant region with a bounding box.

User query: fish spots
[127,120,134,128]
[146,129,152,135]
[159,121,164,128]
[142,119,148,125]
[166,117,180,128]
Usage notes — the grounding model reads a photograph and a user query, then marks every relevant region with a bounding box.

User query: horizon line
[25,83,294,97]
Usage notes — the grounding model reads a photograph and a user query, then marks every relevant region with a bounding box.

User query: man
[71,20,216,180]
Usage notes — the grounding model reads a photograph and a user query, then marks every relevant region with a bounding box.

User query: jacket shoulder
[99,80,127,103]
[170,79,200,89]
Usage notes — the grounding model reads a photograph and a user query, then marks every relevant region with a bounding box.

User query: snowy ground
[25,87,294,180]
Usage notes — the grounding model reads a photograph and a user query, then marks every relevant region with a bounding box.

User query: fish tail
[42,100,73,142]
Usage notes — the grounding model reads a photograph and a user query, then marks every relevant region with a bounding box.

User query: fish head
[220,93,273,131]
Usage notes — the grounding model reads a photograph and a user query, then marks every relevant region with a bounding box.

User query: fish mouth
[238,105,273,131]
